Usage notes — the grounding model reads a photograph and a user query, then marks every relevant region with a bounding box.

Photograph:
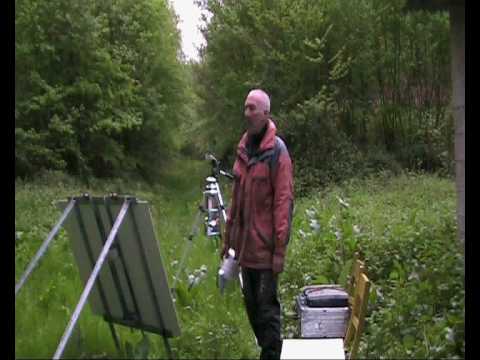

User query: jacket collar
[237,119,277,161]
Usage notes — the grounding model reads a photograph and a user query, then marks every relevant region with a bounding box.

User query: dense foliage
[16,0,454,190]
[193,0,453,192]
[282,172,463,359]
[15,0,187,181]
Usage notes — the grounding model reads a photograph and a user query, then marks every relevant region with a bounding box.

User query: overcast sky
[169,0,210,62]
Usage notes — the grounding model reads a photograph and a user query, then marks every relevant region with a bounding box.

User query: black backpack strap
[269,136,287,179]
[270,136,293,245]
[247,136,286,183]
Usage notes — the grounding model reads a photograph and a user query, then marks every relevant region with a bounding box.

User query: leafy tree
[15,0,187,181]
[193,0,451,189]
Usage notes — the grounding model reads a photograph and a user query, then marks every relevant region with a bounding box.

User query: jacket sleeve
[272,148,294,274]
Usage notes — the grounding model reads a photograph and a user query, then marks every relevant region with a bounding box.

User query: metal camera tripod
[171,153,234,292]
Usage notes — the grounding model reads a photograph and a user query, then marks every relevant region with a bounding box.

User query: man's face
[244,94,268,136]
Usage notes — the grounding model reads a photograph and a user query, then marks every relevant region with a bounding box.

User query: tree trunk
[450,4,465,253]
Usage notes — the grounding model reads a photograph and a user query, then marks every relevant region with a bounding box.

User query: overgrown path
[15,157,256,359]
[15,164,463,359]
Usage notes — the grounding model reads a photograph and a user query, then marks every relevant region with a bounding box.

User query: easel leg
[162,336,173,360]
[108,322,121,354]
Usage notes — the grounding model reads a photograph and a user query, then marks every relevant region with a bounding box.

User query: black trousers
[241,268,282,360]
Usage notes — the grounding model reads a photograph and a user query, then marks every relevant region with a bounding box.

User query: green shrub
[281,173,463,359]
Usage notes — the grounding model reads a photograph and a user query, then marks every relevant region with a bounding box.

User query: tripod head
[205,153,234,180]
[205,153,219,171]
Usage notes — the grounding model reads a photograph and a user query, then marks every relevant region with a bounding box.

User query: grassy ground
[15,159,256,359]
[15,164,464,359]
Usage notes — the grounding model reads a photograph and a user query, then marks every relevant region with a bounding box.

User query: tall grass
[15,166,463,359]
[282,171,463,359]
[15,161,257,359]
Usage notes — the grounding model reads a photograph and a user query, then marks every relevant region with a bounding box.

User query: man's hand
[272,255,283,275]
[220,246,227,260]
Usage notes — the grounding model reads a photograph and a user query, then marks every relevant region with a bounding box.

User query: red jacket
[223,119,294,274]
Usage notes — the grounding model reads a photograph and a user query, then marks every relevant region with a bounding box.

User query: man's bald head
[246,89,270,113]
[244,89,271,136]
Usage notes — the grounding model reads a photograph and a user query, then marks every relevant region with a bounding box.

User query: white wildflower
[408,272,420,281]
[328,215,337,229]
[445,327,455,342]
[335,230,342,240]
[309,219,321,233]
[376,287,384,300]
[337,196,350,208]
[306,208,316,219]
[353,225,361,234]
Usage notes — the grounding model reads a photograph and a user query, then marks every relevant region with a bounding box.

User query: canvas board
[57,196,180,337]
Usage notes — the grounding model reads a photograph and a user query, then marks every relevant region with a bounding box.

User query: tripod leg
[214,182,228,225]
[172,207,204,292]
[189,206,205,242]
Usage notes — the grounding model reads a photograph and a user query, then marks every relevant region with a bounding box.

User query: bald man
[222,89,294,359]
